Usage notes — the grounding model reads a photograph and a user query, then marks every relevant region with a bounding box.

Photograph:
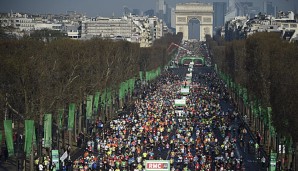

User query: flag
[139,71,143,81]
[60,151,68,161]
[101,89,106,106]
[24,120,34,157]
[86,95,93,119]
[44,114,52,148]
[4,120,14,156]
[68,103,75,130]
[106,89,112,106]
[94,92,100,114]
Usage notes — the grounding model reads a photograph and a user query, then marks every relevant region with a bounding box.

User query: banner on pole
[86,95,93,119]
[270,152,277,171]
[94,92,100,114]
[24,120,34,157]
[44,114,52,148]
[139,71,143,81]
[68,103,75,130]
[52,150,60,169]
[4,120,14,156]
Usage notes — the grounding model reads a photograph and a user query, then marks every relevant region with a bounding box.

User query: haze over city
[1,0,297,17]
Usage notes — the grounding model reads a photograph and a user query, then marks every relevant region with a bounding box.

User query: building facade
[1,11,165,47]
[213,2,227,29]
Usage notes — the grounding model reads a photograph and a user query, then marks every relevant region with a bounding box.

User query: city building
[170,7,176,30]
[81,16,134,39]
[0,11,166,47]
[263,1,276,16]
[144,9,155,17]
[213,2,227,29]
[224,11,298,42]
[155,0,172,28]
[132,9,142,16]
[81,14,164,47]
[156,0,165,19]
[0,11,85,39]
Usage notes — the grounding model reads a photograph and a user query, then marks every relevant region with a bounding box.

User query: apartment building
[1,12,165,46]
[224,11,298,42]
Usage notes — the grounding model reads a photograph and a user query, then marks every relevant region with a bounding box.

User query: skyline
[0,0,297,17]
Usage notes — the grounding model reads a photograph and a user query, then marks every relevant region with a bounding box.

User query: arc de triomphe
[175,2,213,41]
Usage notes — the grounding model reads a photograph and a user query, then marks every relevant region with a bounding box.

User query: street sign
[270,152,277,171]
[145,160,170,171]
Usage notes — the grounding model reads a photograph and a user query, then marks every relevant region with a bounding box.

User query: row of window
[15,19,33,23]
[15,24,34,27]
[282,24,297,28]
[84,24,132,27]
[84,27,131,30]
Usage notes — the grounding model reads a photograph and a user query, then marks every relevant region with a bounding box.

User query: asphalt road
[71,66,268,171]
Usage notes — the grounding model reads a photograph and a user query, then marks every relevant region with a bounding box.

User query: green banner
[106,89,112,107]
[268,107,275,135]
[129,78,135,95]
[139,71,143,81]
[270,152,277,171]
[68,103,75,130]
[101,89,106,106]
[44,114,52,148]
[86,95,93,119]
[94,92,100,114]
[4,120,14,156]
[214,64,218,72]
[24,120,34,157]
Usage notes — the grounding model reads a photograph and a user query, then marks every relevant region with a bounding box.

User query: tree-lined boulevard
[0,31,297,171]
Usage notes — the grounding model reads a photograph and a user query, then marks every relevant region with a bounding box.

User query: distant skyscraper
[170,8,176,29]
[144,9,155,17]
[156,0,165,19]
[164,2,172,27]
[213,2,227,28]
[264,1,276,16]
[123,6,131,15]
[132,9,141,16]
[263,1,267,14]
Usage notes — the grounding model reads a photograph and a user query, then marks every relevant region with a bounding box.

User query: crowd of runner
[71,67,246,171]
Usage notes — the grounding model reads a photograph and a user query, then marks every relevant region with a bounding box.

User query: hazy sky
[1,0,297,17]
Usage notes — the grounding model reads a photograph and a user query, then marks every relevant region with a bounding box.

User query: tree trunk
[68,131,72,147]
[74,110,77,146]
[294,142,298,171]
[78,102,82,134]
[29,143,34,171]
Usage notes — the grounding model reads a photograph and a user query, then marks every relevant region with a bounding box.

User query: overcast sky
[1,0,297,17]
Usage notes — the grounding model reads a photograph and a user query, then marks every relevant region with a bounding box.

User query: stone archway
[175,2,213,41]
[188,18,200,40]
